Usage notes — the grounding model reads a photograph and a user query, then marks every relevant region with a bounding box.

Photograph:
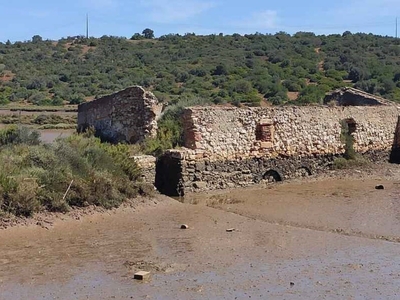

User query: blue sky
[1,0,400,41]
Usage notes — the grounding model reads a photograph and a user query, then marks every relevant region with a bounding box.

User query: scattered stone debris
[180,224,189,229]
[134,271,151,281]
[226,228,236,232]
[375,185,385,190]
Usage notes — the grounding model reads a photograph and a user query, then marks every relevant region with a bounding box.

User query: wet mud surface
[1,165,400,299]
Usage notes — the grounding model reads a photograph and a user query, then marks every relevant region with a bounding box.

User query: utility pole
[396,17,398,38]
[86,13,89,39]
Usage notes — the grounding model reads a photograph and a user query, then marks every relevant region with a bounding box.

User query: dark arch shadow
[298,166,312,176]
[263,170,283,182]
[155,156,184,197]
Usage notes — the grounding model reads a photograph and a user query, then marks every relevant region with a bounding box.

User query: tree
[142,28,154,39]
[348,66,369,83]
[297,85,326,104]
[342,31,352,37]
[130,33,143,40]
[212,64,229,76]
[32,35,43,43]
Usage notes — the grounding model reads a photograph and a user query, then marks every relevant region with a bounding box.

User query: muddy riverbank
[1,164,400,299]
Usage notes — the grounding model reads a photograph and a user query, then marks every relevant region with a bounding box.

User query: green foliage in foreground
[0,126,149,217]
[333,119,369,169]
[333,156,369,170]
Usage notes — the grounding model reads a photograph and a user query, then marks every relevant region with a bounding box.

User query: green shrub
[0,130,146,217]
[333,155,368,169]
[141,101,189,156]
[0,126,40,146]
[340,120,356,160]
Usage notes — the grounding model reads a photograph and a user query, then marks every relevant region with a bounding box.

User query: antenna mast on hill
[86,13,89,38]
[396,17,398,38]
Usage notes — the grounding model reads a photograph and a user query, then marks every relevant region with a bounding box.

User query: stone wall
[132,155,157,185]
[182,105,400,160]
[77,86,163,143]
[156,104,400,196]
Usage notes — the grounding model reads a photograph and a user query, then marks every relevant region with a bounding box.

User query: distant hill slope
[1,32,400,107]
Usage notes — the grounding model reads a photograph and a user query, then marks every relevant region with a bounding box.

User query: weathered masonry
[156,104,400,196]
[324,87,393,106]
[76,86,400,196]
[77,86,163,143]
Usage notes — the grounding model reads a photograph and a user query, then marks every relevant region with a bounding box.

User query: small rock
[180,224,189,229]
[290,282,295,287]
[375,185,384,190]
[193,181,207,189]
[226,228,236,232]
[134,271,151,281]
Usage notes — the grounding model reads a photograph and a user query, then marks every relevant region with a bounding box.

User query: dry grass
[287,92,299,101]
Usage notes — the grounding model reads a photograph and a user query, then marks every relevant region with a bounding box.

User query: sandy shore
[1,164,400,299]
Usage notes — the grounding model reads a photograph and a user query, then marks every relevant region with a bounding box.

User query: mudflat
[1,165,400,299]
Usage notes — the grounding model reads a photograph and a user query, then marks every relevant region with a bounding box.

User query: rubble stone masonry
[156,105,400,196]
[78,86,163,143]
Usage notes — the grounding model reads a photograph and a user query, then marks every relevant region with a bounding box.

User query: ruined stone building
[77,86,163,143]
[155,89,400,196]
[77,86,400,196]
[324,87,392,106]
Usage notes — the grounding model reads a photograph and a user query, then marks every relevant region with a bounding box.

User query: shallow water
[0,124,74,143]
[39,129,74,143]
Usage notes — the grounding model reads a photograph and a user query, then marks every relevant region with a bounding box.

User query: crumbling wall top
[324,87,394,106]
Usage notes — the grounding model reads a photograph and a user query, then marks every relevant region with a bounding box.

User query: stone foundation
[155,150,390,196]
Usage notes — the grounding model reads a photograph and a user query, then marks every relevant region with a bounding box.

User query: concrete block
[134,271,151,281]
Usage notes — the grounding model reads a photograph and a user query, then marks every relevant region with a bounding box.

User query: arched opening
[155,155,184,197]
[340,118,357,159]
[344,118,357,134]
[297,166,312,177]
[263,169,283,183]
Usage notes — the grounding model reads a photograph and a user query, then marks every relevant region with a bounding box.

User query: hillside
[1,32,400,107]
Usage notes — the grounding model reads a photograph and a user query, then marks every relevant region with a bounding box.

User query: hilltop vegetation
[1,31,400,107]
